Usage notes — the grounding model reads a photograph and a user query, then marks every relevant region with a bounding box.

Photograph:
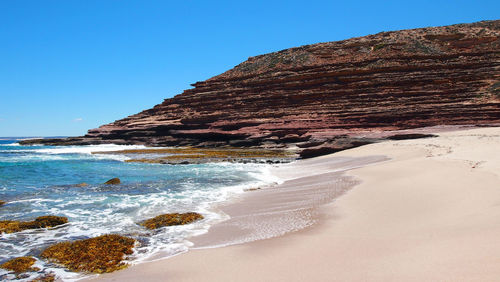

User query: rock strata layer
[22,20,500,151]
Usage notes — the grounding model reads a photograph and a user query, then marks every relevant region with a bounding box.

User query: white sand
[94,127,500,282]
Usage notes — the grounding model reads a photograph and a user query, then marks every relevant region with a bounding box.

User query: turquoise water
[0,139,275,280]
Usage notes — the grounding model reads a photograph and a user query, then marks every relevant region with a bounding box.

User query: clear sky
[0,0,498,136]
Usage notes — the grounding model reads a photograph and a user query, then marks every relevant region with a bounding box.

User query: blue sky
[0,0,498,136]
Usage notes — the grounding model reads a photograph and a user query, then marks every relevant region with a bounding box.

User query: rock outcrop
[104,178,121,185]
[21,20,500,149]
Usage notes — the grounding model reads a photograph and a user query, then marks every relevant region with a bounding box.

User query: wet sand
[191,155,387,248]
[93,127,500,281]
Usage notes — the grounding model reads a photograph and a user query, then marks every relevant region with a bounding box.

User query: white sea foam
[4,144,149,162]
[33,144,147,155]
[3,142,20,146]
[0,149,279,281]
[0,154,68,162]
[8,198,63,204]
[127,164,279,264]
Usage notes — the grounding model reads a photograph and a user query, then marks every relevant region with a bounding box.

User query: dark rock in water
[299,138,375,159]
[33,216,68,228]
[387,133,438,140]
[299,146,343,159]
[30,273,56,282]
[40,234,135,273]
[0,216,68,234]
[0,256,38,273]
[104,178,121,185]
[141,212,204,229]
[18,20,500,149]
[0,200,5,207]
[296,141,327,149]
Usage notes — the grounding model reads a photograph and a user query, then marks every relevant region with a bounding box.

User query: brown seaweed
[0,216,68,234]
[0,256,38,273]
[93,147,293,164]
[40,234,135,273]
[141,212,204,229]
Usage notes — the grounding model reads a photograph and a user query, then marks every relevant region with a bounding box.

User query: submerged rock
[0,200,5,206]
[0,216,68,234]
[30,273,56,282]
[34,216,68,228]
[141,212,204,229]
[244,187,262,192]
[0,256,38,273]
[104,178,121,185]
[40,234,135,274]
[75,183,88,187]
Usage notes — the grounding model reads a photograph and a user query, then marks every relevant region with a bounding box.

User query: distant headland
[21,20,500,158]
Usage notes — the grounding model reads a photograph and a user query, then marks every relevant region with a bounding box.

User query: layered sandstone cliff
[23,20,500,149]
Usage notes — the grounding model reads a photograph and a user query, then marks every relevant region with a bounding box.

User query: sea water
[0,139,278,280]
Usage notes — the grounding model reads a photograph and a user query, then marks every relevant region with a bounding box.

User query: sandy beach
[94,126,500,282]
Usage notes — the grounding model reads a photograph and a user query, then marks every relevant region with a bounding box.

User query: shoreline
[91,126,500,281]
[188,154,387,249]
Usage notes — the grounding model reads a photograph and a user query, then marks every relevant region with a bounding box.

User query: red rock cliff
[29,20,500,147]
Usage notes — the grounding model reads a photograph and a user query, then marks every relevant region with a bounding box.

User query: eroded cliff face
[27,20,500,148]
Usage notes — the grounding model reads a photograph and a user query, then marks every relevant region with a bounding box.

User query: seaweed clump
[142,212,204,229]
[0,256,38,273]
[93,147,294,164]
[0,216,68,233]
[40,234,135,273]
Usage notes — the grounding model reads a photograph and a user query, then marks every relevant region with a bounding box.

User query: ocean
[0,139,277,280]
